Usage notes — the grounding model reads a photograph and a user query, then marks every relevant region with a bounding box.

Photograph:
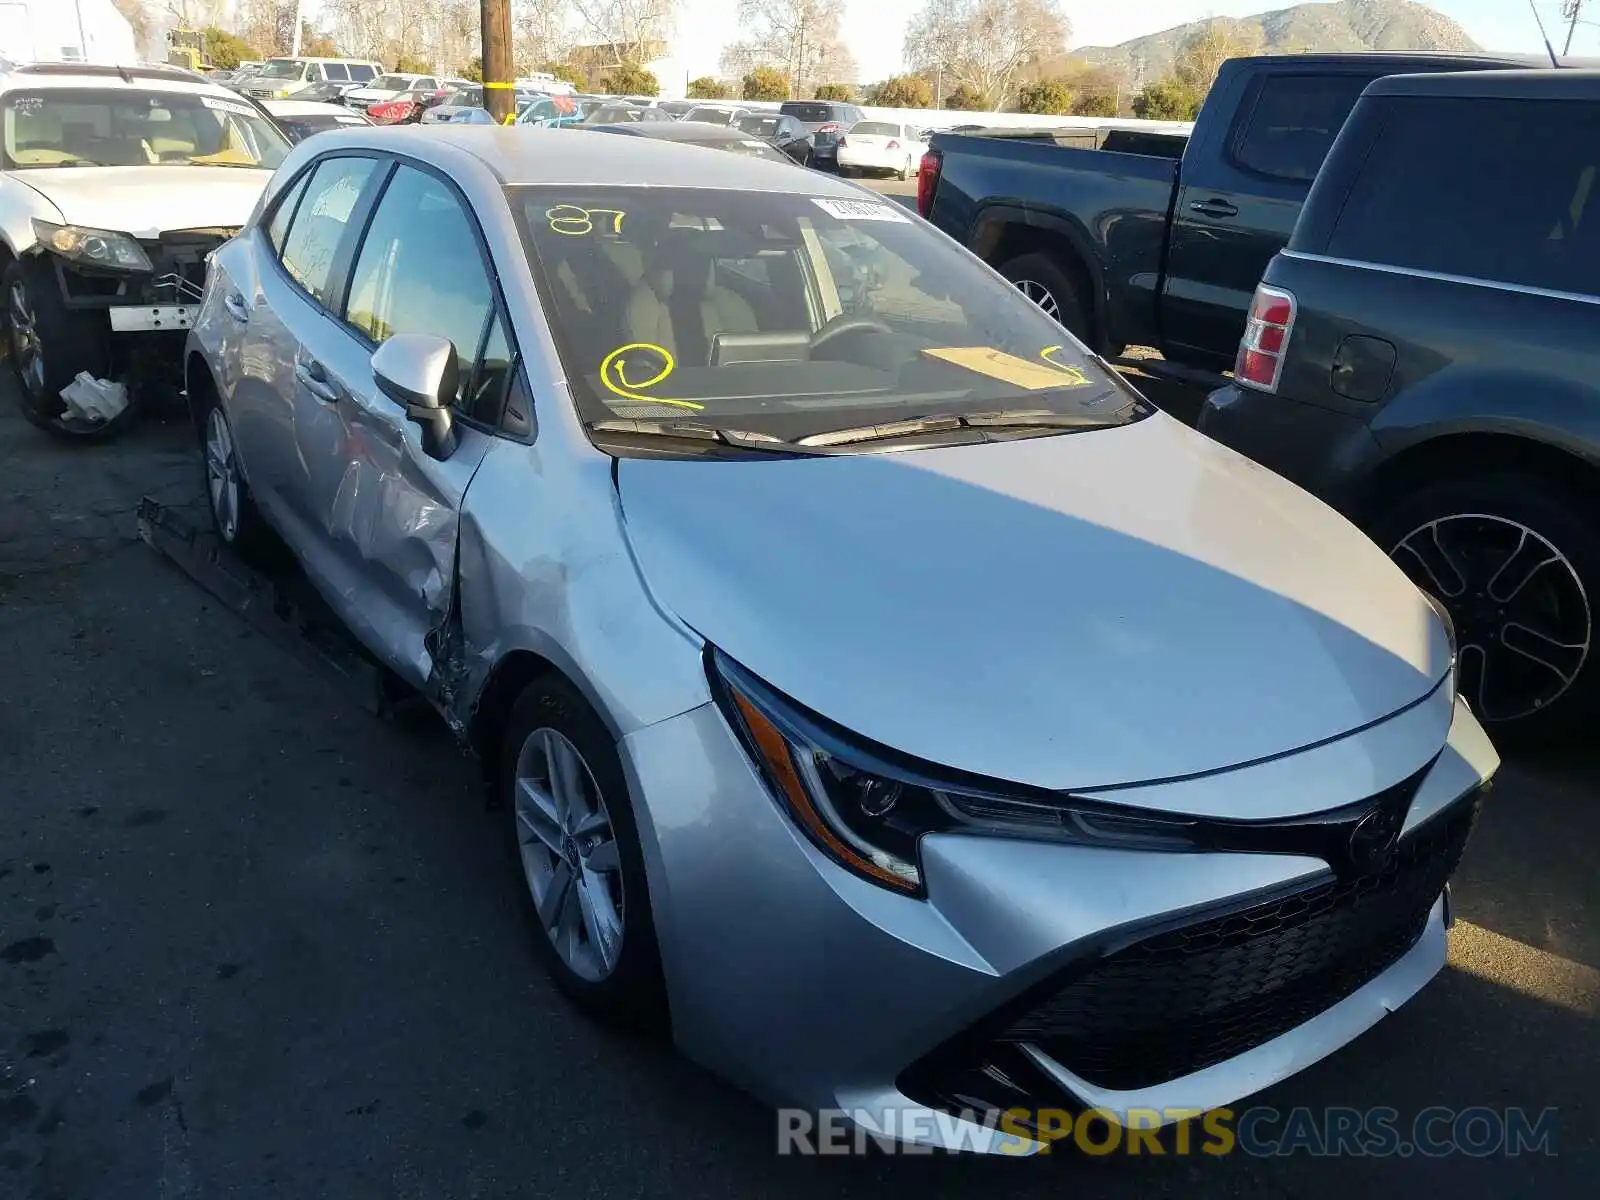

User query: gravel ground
[0,347,1594,1199]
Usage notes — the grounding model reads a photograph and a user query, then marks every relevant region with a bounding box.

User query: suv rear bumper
[1200,383,1382,516]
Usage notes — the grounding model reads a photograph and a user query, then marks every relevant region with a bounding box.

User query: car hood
[17,167,271,236]
[616,413,1451,791]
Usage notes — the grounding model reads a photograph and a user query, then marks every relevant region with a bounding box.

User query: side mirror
[372,333,460,461]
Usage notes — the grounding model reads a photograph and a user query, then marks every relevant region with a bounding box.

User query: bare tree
[1172,19,1263,93]
[324,0,431,65]
[513,0,574,70]
[569,0,678,65]
[903,0,1070,110]
[734,0,847,98]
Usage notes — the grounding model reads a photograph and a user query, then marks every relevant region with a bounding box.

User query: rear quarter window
[1325,96,1599,297]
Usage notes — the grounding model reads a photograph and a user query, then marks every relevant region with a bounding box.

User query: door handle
[1190,198,1240,219]
[222,292,249,321]
[294,359,341,403]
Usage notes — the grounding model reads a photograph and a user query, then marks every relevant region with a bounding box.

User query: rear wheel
[997,251,1092,345]
[3,258,128,440]
[1371,473,1600,741]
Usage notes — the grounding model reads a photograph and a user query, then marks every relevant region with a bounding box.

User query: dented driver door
[297,161,502,688]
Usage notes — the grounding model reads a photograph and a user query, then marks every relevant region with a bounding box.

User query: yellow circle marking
[1039,345,1090,384]
[599,343,704,410]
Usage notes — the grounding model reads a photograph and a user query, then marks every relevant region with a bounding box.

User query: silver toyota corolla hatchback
[187,127,1498,1151]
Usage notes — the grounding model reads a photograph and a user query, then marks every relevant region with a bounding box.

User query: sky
[673,0,1589,83]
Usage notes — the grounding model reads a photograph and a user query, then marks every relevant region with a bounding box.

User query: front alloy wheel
[513,727,626,982]
[8,280,44,396]
[204,407,241,542]
[1391,512,1592,724]
[1012,277,1062,323]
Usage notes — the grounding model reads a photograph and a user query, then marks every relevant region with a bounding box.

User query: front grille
[1001,795,1479,1090]
[138,231,234,304]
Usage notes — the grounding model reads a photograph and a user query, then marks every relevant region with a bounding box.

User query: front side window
[514,186,1141,446]
[1232,73,1372,183]
[265,171,311,249]
[345,166,496,408]
[1,88,291,170]
[1326,96,1599,296]
[278,155,378,304]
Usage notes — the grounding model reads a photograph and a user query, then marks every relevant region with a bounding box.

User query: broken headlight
[33,220,153,273]
[709,648,1201,897]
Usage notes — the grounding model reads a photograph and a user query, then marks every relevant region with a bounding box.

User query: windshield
[370,75,414,91]
[691,137,788,163]
[585,106,638,123]
[851,121,899,137]
[2,88,292,170]
[685,107,734,124]
[737,115,780,136]
[511,186,1141,446]
[781,102,837,122]
[258,59,304,80]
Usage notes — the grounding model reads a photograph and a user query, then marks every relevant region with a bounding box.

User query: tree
[462,57,484,83]
[539,61,588,88]
[814,82,853,101]
[1172,19,1263,95]
[201,26,261,70]
[741,65,791,101]
[734,0,847,100]
[515,0,573,72]
[1013,78,1072,114]
[571,0,679,68]
[904,0,1069,110]
[394,53,433,73]
[1131,75,1203,121]
[301,26,339,57]
[945,84,986,110]
[602,62,660,95]
[871,74,932,108]
[687,76,730,99]
[1072,84,1119,117]
[113,0,155,58]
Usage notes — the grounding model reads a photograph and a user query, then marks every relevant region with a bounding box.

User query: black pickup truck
[918,52,1532,373]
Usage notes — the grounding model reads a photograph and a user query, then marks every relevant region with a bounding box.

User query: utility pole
[1562,0,1585,55]
[291,0,304,58]
[482,0,516,123]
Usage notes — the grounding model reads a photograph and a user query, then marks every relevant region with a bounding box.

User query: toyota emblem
[1348,806,1404,871]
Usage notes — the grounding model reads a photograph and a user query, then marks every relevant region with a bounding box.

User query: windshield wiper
[795,407,1126,448]
[588,419,831,457]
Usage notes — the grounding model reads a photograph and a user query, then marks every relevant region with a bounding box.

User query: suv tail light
[1235,283,1297,392]
[818,122,841,134]
[887,139,900,150]
[917,150,942,218]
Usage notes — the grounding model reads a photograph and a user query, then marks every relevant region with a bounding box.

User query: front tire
[997,251,1093,346]
[501,675,667,1030]
[3,258,127,440]
[1371,473,1600,741]
[195,385,274,564]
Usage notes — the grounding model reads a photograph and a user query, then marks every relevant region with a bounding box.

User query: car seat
[624,234,757,365]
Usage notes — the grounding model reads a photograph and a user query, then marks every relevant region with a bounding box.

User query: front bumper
[47,230,230,318]
[619,684,1496,1152]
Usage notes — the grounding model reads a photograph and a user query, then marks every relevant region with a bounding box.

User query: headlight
[32,220,152,272]
[1420,589,1460,707]
[709,649,1201,896]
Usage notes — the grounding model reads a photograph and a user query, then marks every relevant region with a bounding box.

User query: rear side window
[1326,97,1599,296]
[325,64,349,82]
[348,64,376,82]
[278,156,379,305]
[1232,73,1372,182]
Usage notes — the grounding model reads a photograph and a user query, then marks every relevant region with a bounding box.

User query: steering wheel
[809,313,893,355]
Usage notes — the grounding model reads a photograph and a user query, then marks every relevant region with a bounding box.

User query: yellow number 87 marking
[599,343,704,410]
[547,204,627,236]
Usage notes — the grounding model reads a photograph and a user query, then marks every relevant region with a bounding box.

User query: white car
[836,120,928,180]
[0,62,291,438]
[341,72,439,111]
[241,57,382,101]
[263,99,373,143]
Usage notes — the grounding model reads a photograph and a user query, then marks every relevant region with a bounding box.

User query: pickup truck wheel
[997,252,1091,345]
[1372,474,1600,743]
[897,158,911,181]
[3,259,127,441]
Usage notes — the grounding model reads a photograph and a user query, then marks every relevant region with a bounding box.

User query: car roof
[589,120,754,142]
[1367,66,1600,100]
[313,125,870,193]
[0,62,231,94]
[1228,51,1550,69]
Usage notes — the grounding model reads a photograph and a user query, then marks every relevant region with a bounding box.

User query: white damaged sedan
[185,126,1497,1152]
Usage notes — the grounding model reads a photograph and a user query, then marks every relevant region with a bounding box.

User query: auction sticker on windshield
[202,95,257,118]
[810,197,910,223]
[922,347,1093,391]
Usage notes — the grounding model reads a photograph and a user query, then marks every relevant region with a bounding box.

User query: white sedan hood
[617,413,1451,790]
[18,167,271,237]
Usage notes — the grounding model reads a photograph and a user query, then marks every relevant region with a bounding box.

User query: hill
[1072,0,1481,86]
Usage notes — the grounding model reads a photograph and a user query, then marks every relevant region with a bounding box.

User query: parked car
[733,111,814,165]
[654,99,697,119]
[264,99,373,142]
[342,72,439,111]
[1200,68,1600,739]
[778,99,864,168]
[422,86,488,124]
[242,57,381,101]
[515,95,585,128]
[680,103,749,126]
[582,120,795,165]
[919,52,1534,362]
[837,119,927,180]
[0,62,290,439]
[187,125,1493,1153]
[580,102,670,125]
